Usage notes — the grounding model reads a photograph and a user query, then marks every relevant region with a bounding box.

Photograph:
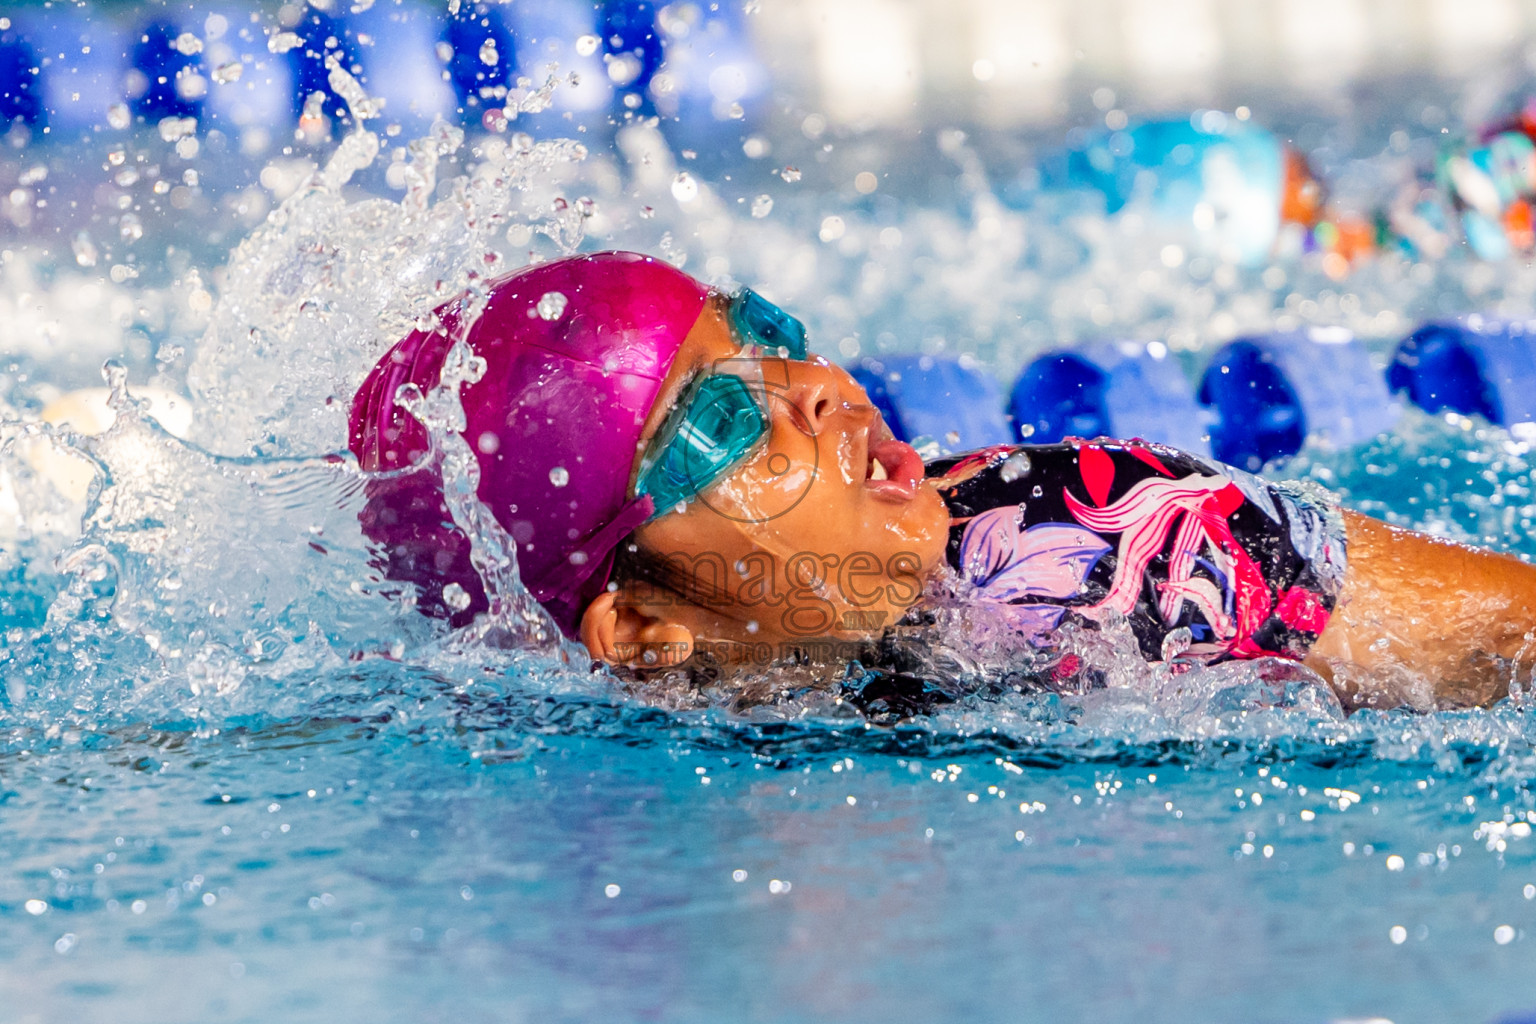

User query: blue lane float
[0,25,43,127]
[654,1,768,138]
[9,7,128,134]
[281,5,365,124]
[350,2,455,134]
[500,0,611,131]
[128,17,204,122]
[848,356,1013,454]
[1197,327,1400,470]
[2,0,751,140]
[1010,341,1212,455]
[598,0,665,113]
[1387,317,1536,428]
[443,1,518,117]
[199,6,294,139]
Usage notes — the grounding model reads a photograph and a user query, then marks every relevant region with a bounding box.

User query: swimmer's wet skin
[351,250,1536,712]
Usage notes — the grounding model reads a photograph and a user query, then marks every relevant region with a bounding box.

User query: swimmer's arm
[1306,511,1536,709]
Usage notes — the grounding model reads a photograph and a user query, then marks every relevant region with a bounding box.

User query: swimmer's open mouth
[865,438,926,498]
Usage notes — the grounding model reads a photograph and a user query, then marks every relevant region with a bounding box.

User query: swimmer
[350,251,1536,711]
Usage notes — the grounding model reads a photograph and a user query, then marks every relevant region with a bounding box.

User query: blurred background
[8,0,1536,469]
[767,0,1536,128]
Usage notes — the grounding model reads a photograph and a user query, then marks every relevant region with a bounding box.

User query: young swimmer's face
[581,296,950,663]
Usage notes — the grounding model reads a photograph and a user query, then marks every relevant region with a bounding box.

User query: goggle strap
[527,494,656,605]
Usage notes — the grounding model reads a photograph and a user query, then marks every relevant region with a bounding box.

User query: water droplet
[471,104,505,132]
[604,883,621,897]
[549,466,570,487]
[779,166,801,183]
[118,214,143,243]
[607,53,642,86]
[1389,925,1407,944]
[575,34,599,57]
[671,172,699,202]
[639,205,655,219]
[999,450,1032,482]
[212,62,244,85]
[732,869,748,882]
[442,582,471,612]
[101,359,128,394]
[1495,924,1516,944]
[158,116,197,142]
[106,103,131,130]
[267,31,303,54]
[173,32,203,55]
[750,194,773,218]
[25,899,47,915]
[479,39,498,66]
[536,291,568,321]
[72,232,98,268]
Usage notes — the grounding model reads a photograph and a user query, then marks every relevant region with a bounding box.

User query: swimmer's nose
[786,361,861,434]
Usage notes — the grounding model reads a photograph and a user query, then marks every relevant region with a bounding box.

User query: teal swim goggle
[635,288,809,519]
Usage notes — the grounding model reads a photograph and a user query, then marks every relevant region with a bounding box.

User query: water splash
[0,62,596,748]
[4,61,1536,790]
[186,60,589,459]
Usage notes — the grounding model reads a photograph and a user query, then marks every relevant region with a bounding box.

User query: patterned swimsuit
[927,440,1347,664]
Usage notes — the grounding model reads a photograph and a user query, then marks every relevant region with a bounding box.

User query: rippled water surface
[9,700,1536,1024]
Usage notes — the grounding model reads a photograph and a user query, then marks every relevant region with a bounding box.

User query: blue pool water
[8,5,1536,1023]
[10,670,1536,1023]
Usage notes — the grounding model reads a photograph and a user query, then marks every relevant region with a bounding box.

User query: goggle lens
[634,288,810,520]
[635,372,769,518]
[730,288,808,360]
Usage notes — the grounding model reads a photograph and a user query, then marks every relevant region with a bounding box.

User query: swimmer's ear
[579,590,695,670]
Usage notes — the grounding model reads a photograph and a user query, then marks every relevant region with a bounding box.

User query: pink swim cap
[349,251,711,636]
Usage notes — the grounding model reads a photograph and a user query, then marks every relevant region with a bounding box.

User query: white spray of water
[1,62,592,732]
